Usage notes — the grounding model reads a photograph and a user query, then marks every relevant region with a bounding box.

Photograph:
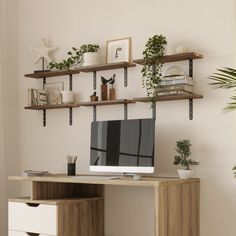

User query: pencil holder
[67,163,76,176]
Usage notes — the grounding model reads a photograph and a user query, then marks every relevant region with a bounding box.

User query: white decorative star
[30,38,57,65]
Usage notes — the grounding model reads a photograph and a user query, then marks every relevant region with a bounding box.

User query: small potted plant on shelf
[48,44,99,70]
[142,34,167,102]
[173,139,200,179]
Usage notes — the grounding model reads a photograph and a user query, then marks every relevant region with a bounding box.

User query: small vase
[83,52,99,66]
[177,169,193,179]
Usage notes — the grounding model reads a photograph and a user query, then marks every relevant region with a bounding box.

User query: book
[38,90,47,105]
[162,75,192,81]
[160,77,194,86]
[22,170,51,177]
[28,89,47,106]
[158,84,194,93]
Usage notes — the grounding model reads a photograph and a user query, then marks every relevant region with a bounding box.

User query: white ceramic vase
[61,91,74,104]
[177,169,193,179]
[83,52,99,66]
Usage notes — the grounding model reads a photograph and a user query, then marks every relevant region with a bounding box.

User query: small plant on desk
[173,139,200,179]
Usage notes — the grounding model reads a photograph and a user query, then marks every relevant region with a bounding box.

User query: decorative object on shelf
[49,44,99,70]
[90,92,98,102]
[28,89,39,106]
[141,34,167,101]
[101,76,112,101]
[61,90,74,104]
[173,139,200,179]
[106,37,131,63]
[30,38,57,71]
[176,46,189,54]
[109,74,116,100]
[45,82,64,105]
[67,155,77,176]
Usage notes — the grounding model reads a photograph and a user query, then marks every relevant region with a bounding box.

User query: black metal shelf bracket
[124,103,128,120]
[124,68,128,87]
[93,71,97,90]
[93,106,97,121]
[189,59,193,77]
[43,109,46,127]
[152,102,156,121]
[189,99,193,120]
[69,74,73,125]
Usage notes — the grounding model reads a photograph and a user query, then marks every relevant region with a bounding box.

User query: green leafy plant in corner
[173,139,200,170]
[142,34,167,100]
[209,67,236,175]
[209,67,236,111]
[49,44,99,70]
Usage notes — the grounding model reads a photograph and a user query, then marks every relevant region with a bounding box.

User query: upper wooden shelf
[77,61,136,73]
[133,52,203,65]
[25,62,136,79]
[134,93,203,103]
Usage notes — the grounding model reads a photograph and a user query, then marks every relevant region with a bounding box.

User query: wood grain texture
[133,52,203,65]
[58,198,104,236]
[158,181,200,236]
[32,181,104,200]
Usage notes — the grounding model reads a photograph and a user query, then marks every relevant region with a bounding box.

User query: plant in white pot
[173,139,200,179]
[81,44,100,66]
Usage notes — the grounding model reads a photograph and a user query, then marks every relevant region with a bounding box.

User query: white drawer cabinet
[9,230,50,236]
[9,202,57,235]
[8,197,104,236]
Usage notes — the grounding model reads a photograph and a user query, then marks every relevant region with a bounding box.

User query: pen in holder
[67,155,77,176]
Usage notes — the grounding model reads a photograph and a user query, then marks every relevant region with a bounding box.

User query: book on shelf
[28,89,47,106]
[158,84,194,93]
[22,170,51,177]
[160,76,194,86]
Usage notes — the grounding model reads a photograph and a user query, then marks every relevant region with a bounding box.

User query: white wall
[0,0,18,234]
[17,0,236,235]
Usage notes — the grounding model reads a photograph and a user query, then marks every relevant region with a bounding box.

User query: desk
[9,175,200,236]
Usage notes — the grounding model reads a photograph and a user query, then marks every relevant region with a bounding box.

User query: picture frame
[106,37,131,64]
[44,82,64,105]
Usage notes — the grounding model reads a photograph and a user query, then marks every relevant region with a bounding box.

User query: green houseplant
[142,35,167,100]
[173,139,200,179]
[49,44,99,70]
[209,67,236,174]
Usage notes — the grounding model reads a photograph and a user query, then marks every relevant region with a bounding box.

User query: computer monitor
[90,118,155,173]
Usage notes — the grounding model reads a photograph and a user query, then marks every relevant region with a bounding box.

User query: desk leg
[154,186,159,236]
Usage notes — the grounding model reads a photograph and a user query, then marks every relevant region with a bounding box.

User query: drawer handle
[26,233,40,236]
[26,203,40,207]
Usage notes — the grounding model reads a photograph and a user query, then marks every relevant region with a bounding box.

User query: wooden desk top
[9,174,199,187]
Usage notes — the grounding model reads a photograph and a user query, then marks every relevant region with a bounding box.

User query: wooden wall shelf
[133,52,203,65]
[79,99,135,107]
[134,93,203,103]
[25,103,80,110]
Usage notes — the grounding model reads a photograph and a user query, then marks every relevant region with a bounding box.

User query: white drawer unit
[8,197,104,236]
[8,202,57,235]
[9,230,50,236]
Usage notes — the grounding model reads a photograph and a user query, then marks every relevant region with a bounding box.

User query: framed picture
[44,82,64,105]
[106,37,131,63]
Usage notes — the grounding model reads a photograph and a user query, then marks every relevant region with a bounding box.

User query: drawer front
[9,230,53,236]
[8,202,57,235]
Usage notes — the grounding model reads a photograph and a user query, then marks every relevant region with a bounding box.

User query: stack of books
[158,75,194,95]
[28,89,47,106]
[22,170,51,177]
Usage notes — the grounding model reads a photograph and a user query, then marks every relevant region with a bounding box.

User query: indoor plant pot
[83,52,99,66]
[177,169,193,179]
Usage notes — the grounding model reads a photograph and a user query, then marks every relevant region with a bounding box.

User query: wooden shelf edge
[133,52,203,65]
[133,93,203,103]
[25,103,80,110]
[25,62,136,79]
[79,99,135,107]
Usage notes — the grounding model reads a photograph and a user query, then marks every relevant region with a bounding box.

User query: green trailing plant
[142,34,167,99]
[209,67,236,111]
[49,44,99,70]
[233,166,236,177]
[173,139,200,170]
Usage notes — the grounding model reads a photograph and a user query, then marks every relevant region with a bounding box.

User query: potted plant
[81,44,99,66]
[142,34,167,101]
[173,139,200,179]
[49,44,99,70]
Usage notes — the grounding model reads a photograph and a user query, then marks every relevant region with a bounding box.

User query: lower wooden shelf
[79,99,135,107]
[134,93,203,102]
[25,103,80,110]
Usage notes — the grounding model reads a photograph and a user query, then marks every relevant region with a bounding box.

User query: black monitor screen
[90,119,155,168]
